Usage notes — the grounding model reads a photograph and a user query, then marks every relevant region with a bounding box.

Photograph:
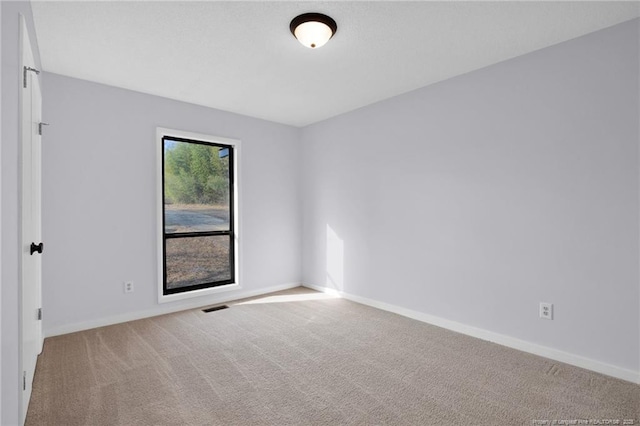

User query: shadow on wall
[326,224,344,292]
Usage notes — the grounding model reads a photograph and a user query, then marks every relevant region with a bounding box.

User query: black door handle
[30,242,43,255]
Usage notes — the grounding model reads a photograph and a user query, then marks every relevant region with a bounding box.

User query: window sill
[158,282,240,304]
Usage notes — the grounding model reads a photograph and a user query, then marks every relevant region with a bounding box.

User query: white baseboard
[45,282,301,338]
[303,283,640,384]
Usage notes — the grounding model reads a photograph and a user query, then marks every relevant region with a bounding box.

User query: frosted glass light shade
[294,21,333,49]
[290,13,337,49]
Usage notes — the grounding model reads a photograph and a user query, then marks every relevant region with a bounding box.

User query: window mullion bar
[165,231,230,239]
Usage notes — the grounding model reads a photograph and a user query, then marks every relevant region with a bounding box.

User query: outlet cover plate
[539,302,553,320]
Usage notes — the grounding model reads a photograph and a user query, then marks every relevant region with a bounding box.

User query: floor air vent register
[202,305,229,313]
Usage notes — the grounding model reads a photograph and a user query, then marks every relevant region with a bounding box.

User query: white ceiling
[32,1,640,127]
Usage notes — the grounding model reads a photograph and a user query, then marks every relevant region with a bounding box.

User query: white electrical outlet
[539,302,553,320]
[124,281,134,293]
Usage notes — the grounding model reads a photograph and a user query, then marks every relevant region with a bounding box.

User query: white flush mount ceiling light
[290,13,337,49]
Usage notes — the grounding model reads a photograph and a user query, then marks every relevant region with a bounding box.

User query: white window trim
[156,127,242,304]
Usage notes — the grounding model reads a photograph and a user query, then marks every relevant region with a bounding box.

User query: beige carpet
[26,287,638,425]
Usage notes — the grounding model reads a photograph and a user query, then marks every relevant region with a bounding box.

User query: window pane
[164,139,230,233]
[165,236,231,290]
[164,205,229,233]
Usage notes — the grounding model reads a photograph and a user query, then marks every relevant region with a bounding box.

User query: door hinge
[38,122,49,136]
[23,66,40,88]
[37,308,42,321]
[23,371,26,390]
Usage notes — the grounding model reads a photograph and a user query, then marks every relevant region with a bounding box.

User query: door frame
[19,14,43,425]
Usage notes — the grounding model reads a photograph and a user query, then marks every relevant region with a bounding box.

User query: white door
[20,15,43,424]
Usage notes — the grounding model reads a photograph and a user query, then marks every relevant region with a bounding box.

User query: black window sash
[162,136,235,295]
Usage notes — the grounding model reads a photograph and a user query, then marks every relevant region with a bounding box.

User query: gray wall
[1,2,42,424]
[301,20,640,373]
[41,73,302,334]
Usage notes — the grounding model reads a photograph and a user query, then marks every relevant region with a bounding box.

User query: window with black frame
[162,136,234,295]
